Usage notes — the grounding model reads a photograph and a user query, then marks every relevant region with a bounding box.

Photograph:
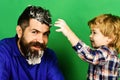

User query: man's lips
[31,46,41,51]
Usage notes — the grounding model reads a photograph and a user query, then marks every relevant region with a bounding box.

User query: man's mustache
[29,42,46,50]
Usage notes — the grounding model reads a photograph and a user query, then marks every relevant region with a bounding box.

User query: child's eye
[93,31,96,34]
[91,31,96,35]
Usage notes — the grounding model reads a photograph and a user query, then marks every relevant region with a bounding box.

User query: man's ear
[16,26,22,38]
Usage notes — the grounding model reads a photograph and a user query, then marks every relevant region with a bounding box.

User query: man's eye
[32,31,38,34]
[44,33,49,36]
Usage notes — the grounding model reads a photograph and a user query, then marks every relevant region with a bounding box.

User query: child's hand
[54,19,80,45]
[54,19,71,37]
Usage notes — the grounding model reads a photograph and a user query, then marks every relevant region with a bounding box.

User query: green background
[0,0,120,80]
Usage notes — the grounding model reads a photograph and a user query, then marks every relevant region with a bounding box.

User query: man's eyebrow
[32,29,50,33]
[31,29,39,32]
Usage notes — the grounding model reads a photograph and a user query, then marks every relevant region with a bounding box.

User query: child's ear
[16,26,23,38]
[107,37,113,43]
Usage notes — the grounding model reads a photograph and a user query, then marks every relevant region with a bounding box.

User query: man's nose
[36,34,44,43]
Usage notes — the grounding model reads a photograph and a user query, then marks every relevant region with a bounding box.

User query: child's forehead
[90,27,100,31]
[89,23,101,29]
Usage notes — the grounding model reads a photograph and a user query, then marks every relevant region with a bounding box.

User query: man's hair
[17,5,52,31]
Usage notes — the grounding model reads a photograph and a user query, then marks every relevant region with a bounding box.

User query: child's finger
[56,29,62,32]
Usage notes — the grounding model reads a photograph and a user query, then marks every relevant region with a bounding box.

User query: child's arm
[54,19,107,65]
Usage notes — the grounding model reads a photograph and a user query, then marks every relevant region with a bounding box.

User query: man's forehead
[29,19,50,31]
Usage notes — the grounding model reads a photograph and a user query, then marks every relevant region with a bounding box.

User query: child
[54,14,120,80]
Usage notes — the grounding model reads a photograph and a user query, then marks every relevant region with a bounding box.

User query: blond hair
[88,14,120,53]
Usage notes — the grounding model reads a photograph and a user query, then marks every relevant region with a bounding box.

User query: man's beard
[19,36,46,65]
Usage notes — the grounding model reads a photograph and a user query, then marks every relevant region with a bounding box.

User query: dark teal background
[0,0,120,80]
